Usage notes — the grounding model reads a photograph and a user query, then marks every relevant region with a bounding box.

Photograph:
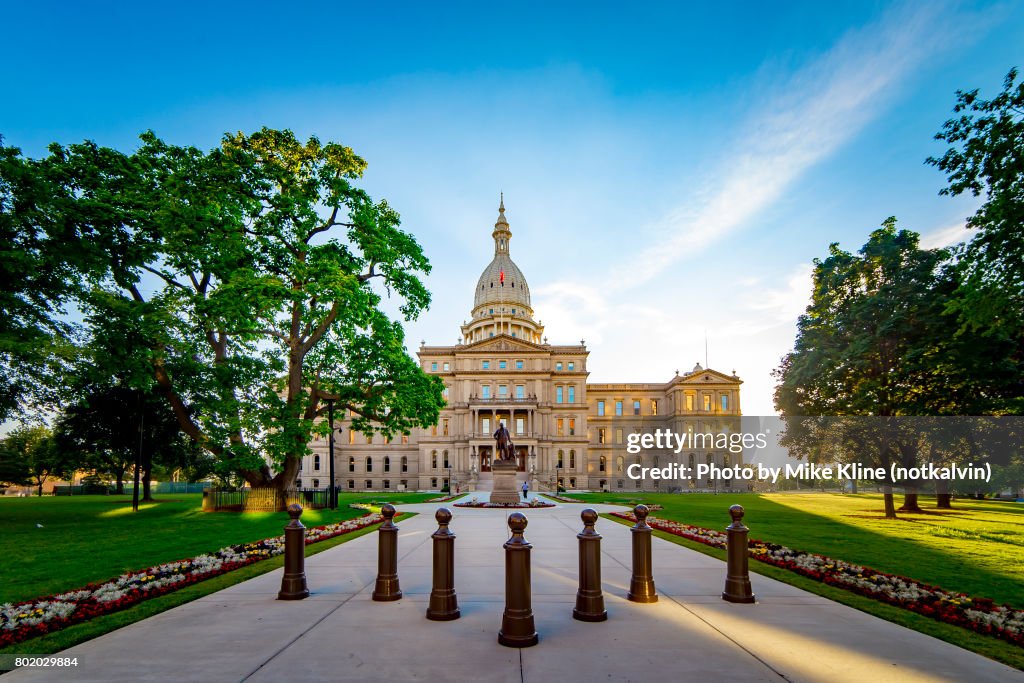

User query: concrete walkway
[8,498,1023,682]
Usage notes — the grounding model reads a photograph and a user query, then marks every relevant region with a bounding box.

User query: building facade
[299,199,743,492]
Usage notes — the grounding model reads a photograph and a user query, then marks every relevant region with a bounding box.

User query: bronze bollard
[627,504,658,603]
[498,512,538,647]
[722,504,756,603]
[372,503,402,601]
[573,508,607,621]
[277,503,310,600]
[426,507,460,620]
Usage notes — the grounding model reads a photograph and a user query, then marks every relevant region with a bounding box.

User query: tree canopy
[1,129,445,492]
[927,67,1024,343]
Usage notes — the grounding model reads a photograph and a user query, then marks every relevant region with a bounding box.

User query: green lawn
[0,491,436,605]
[564,492,1024,609]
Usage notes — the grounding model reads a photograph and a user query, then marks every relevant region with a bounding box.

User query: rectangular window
[568,386,575,403]
[597,401,605,416]
[516,359,524,369]
[443,387,449,400]
[686,394,695,411]
[482,417,490,433]
[721,394,729,411]
[516,417,525,434]
[615,401,623,416]
[556,362,563,371]
[482,385,491,399]
[568,361,575,371]
[633,400,641,415]
[482,360,490,370]
[348,430,355,444]
[598,428,606,444]
[499,360,507,369]
[615,428,623,444]
[443,419,449,436]
[431,424,437,436]
[703,394,712,411]
[556,386,564,403]
[443,362,450,371]
[402,435,409,444]
[383,480,390,489]
[366,433,373,444]
[431,361,437,371]
[569,418,575,436]
[498,384,508,397]
[651,400,658,415]
[515,385,524,399]
[557,418,564,436]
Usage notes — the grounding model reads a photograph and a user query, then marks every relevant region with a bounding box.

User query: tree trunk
[115,468,125,495]
[898,486,923,512]
[142,450,154,502]
[882,485,897,518]
[37,480,44,497]
[849,479,858,494]
[935,479,952,509]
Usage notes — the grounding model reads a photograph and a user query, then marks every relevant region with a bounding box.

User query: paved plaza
[8,497,1024,682]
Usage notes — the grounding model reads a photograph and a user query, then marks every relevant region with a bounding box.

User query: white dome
[474,255,530,309]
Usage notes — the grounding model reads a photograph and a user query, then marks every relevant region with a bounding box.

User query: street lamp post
[325,397,338,510]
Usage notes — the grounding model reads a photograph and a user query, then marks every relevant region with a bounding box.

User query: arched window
[616,456,624,473]
[384,456,391,473]
[365,456,373,472]
[723,453,730,468]
[557,450,564,468]
[312,479,320,489]
[348,456,355,472]
[401,456,408,472]
[314,455,321,471]
[706,453,713,466]
[569,450,576,469]
[599,456,607,472]
[653,455,659,467]
[688,453,695,469]
[443,450,449,468]
[431,450,438,469]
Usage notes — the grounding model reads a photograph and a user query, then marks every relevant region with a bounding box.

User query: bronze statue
[494,422,515,461]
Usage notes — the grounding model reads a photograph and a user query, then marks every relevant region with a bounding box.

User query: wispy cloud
[920,222,977,250]
[610,2,960,288]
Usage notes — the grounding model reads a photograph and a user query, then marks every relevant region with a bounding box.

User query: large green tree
[2,425,72,496]
[927,67,1024,350]
[7,129,445,497]
[774,219,1015,516]
[54,382,196,498]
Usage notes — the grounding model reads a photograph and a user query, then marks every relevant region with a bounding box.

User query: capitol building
[300,199,743,493]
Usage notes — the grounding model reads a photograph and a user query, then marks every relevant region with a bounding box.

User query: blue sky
[3,1,1022,415]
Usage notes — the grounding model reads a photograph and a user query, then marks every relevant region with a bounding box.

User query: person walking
[521,480,529,501]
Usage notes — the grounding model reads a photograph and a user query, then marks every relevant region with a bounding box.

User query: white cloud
[612,2,958,288]
[920,222,977,249]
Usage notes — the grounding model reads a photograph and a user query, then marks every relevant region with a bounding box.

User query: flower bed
[454,498,554,509]
[610,511,1024,647]
[0,512,391,648]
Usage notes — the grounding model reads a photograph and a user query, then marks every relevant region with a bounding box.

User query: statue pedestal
[491,461,521,505]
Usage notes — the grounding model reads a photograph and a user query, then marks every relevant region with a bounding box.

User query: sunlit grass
[567,492,1024,608]
[0,492,436,604]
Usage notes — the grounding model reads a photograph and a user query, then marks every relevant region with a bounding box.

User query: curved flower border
[610,511,1024,648]
[0,511,395,648]
[454,500,555,509]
